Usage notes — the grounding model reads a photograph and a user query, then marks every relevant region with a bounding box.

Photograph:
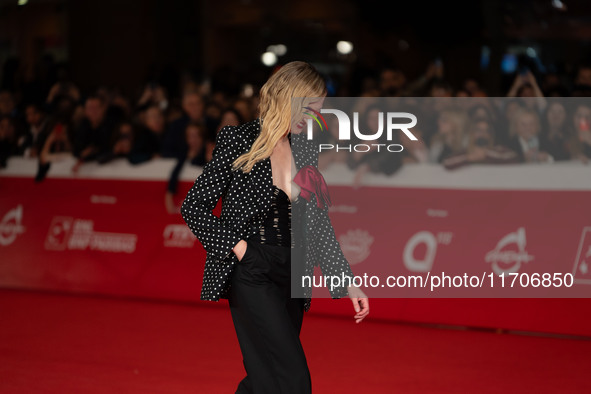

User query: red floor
[1,289,590,393]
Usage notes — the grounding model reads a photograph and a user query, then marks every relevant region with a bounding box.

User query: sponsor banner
[317,188,590,298]
[1,174,590,335]
[0,177,206,301]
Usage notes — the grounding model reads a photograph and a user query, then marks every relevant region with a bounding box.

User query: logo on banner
[572,227,591,285]
[163,224,196,248]
[45,217,137,253]
[403,230,453,272]
[338,229,374,265]
[45,217,73,250]
[0,205,26,246]
[485,227,534,275]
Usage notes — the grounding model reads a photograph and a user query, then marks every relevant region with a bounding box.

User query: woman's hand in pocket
[233,240,248,262]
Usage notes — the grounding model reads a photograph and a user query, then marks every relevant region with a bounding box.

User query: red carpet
[1,289,590,393]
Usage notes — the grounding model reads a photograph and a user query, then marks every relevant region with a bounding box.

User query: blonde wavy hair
[232,61,326,173]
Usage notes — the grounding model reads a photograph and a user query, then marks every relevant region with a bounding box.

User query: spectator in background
[106,88,133,124]
[429,79,454,97]
[17,103,51,158]
[429,108,469,163]
[541,72,568,97]
[137,82,169,113]
[358,76,380,97]
[36,122,72,181]
[443,120,519,169]
[41,92,79,153]
[45,62,79,105]
[507,71,547,113]
[541,100,571,161]
[379,67,406,96]
[72,94,117,172]
[498,98,526,145]
[400,125,429,164]
[165,122,209,213]
[0,90,26,140]
[96,121,135,164]
[0,115,17,168]
[569,103,591,163]
[210,91,229,110]
[463,78,485,97]
[161,90,204,158]
[399,61,444,96]
[124,105,165,164]
[468,103,497,125]
[507,106,553,163]
[0,90,17,117]
[203,100,223,139]
[574,64,591,89]
[233,97,254,123]
[204,138,215,163]
[48,93,78,124]
[46,80,80,106]
[350,104,404,187]
[216,107,243,133]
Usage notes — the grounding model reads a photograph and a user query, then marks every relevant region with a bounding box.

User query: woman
[181,61,369,393]
[429,108,469,163]
[541,100,571,161]
[568,102,591,163]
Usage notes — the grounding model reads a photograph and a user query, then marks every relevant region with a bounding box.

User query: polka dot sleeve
[181,126,243,262]
[313,209,354,299]
[293,132,354,301]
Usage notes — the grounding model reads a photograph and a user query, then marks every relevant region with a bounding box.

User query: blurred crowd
[1,58,591,208]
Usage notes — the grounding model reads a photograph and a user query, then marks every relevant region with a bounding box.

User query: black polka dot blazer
[181,118,354,312]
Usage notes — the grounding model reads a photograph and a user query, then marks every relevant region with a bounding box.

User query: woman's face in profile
[291,96,325,135]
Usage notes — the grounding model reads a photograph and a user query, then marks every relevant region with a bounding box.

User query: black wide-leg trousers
[228,239,311,394]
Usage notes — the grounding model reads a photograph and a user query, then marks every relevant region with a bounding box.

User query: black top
[248,184,292,247]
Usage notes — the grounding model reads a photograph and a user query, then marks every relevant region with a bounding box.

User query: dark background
[1,0,591,98]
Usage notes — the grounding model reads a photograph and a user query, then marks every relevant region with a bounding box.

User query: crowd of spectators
[1,58,591,208]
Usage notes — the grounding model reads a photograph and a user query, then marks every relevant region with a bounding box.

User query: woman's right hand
[347,285,369,323]
[233,239,248,261]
